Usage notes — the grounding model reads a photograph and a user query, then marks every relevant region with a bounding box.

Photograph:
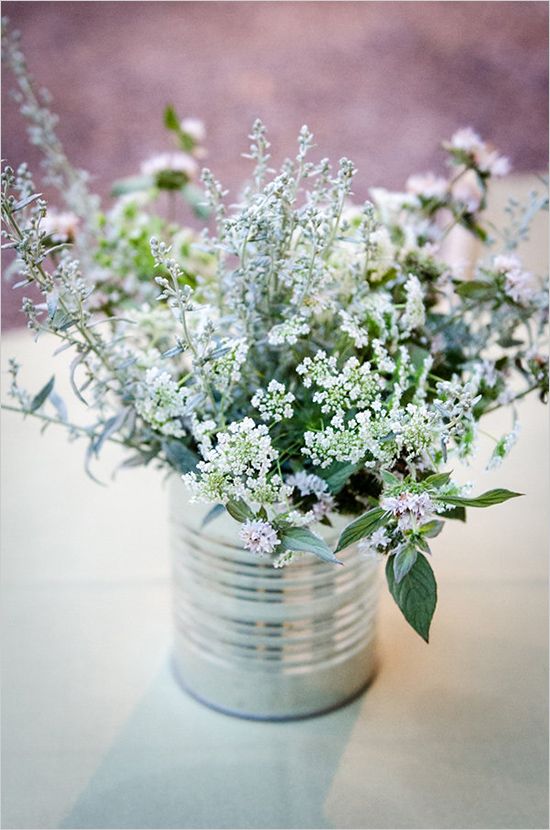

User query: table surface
[1,178,548,829]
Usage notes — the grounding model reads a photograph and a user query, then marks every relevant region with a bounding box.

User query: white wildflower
[358,526,389,560]
[240,519,279,556]
[339,310,369,348]
[401,274,426,333]
[381,491,435,531]
[268,317,310,346]
[135,367,188,437]
[180,117,206,144]
[207,338,249,390]
[41,210,79,242]
[406,172,448,200]
[451,169,484,213]
[487,422,520,470]
[390,403,440,459]
[141,151,198,180]
[252,380,295,422]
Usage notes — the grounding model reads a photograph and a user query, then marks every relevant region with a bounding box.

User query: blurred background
[2,0,548,328]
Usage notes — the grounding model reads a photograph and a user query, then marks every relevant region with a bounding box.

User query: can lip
[169,652,380,722]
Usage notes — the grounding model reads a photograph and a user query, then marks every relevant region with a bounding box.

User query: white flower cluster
[389,403,441,460]
[487,421,520,470]
[339,310,369,348]
[298,354,380,416]
[252,380,295,422]
[358,527,390,560]
[135,367,188,437]
[381,491,436,531]
[435,376,481,435]
[286,471,335,521]
[401,274,426,334]
[302,417,367,468]
[206,338,249,391]
[493,254,537,306]
[239,519,279,556]
[183,417,286,506]
[267,317,310,346]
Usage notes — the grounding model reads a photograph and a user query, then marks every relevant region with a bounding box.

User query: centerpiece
[2,21,548,718]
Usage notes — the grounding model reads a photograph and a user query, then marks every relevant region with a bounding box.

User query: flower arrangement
[2,21,548,643]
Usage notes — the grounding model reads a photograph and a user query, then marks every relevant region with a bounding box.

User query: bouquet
[2,20,548,642]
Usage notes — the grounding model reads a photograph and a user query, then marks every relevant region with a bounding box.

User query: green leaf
[321,461,361,494]
[335,507,389,553]
[226,499,254,522]
[201,503,226,528]
[434,488,523,509]
[420,519,444,538]
[163,104,180,131]
[424,470,452,489]
[30,376,54,412]
[454,280,495,300]
[162,440,199,473]
[111,175,155,197]
[280,527,341,565]
[442,505,466,522]
[393,544,418,583]
[181,184,211,219]
[386,553,437,642]
[380,469,400,487]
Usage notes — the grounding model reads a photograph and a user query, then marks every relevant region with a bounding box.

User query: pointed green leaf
[164,104,180,131]
[424,470,452,489]
[29,375,54,412]
[226,498,254,523]
[393,544,418,583]
[335,507,388,553]
[420,519,444,538]
[434,488,522,509]
[386,553,437,642]
[280,526,341,565]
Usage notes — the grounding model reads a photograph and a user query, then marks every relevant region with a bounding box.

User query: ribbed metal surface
[170,479,380,719]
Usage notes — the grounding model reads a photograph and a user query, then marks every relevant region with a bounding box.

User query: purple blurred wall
[2,1,548,328]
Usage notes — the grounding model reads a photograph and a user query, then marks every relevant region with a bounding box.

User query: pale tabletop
[1,178,548,829]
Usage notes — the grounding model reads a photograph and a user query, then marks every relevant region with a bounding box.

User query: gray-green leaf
[280,527,341,565]
[386,553,437,642]
[434,488,522,508]
[335,507,389,553]
[226,499,254,522]
[30,376,54,412]
[393,544,418,583]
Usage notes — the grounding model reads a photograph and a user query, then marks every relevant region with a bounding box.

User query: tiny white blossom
[401,274,426,333]
[135,367,188,437]
[240,519,279,556]
[381,492,435,531]
[252,380,295,422]
[268,317,310,346]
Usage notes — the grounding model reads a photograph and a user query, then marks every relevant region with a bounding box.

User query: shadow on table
[60,654,365,829]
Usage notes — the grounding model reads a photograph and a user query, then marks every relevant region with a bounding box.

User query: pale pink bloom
[41,210,79,242]
[406,172,448,200]
[451,169,484,213]
[180,117,206,144]
[239,519,279,556]
[141,152,198,179]
[381,492,435,531]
